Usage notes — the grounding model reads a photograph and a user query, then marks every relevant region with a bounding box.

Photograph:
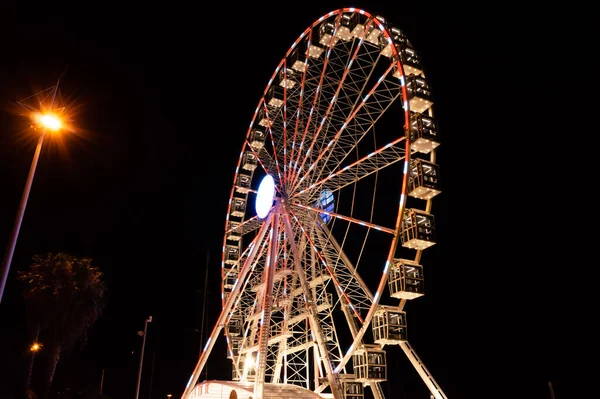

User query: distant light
[38,114,62,131]
[30,342,41,352]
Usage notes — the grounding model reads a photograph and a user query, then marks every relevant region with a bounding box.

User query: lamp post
[135,316,152,399]
[0,80,65,304]
[26,330,42,397]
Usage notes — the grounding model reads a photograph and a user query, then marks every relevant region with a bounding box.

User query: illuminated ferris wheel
[183,8,446,399]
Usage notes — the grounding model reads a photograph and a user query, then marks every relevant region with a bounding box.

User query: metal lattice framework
[183,8,446,399]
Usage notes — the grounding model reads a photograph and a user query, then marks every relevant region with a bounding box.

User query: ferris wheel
[183,8,446,399]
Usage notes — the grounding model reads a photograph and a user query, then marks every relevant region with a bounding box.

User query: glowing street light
[26,339,43,395]
[0,77,68,305]
[37,113,63,131]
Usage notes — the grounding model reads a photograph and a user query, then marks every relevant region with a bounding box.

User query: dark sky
[0,3,591,399]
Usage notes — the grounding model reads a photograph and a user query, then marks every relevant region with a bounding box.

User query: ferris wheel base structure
[188,339,447,399]
[188,381,325,399]
[182,6,449,399]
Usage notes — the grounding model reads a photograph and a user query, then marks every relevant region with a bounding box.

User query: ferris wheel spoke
[291,201,395,235]
[289,225,347,372]
[310,212,384,323]
[285,15,350,190]
[307,76,405,189]
[285,209,370,376]
[271,58,296,191]
[288,16,368,191]
[313,224,375,311]
[285,26,369,190]
[285,30,314,187]
[288,209,367,325]
[244,139,282,194]
[291,62,399,194]
[226,215,264,241]
[285,17,390,193]
[293,135,406,198]
[257,101,285,187]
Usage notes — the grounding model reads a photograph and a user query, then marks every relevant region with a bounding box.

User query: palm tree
[17,252,107,399]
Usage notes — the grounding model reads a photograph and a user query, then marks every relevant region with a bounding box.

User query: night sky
[0,3,590,399]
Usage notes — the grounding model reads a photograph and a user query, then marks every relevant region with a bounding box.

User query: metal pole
[0,131,46,304]
[548,381,556,399]
[135,316,152,399]
[100,368,105,395]
[0,78,61,304]
[200,252,209,377]
[148,352,156,399]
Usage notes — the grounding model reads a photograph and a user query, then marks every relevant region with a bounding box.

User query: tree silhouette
[18,252,107,399]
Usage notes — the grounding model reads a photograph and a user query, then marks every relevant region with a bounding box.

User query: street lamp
[26,340,42,396]
[0,79,67,304]
[135,316,152,399]
[36,113,63,131]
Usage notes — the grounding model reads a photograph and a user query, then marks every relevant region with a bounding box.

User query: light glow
[255,174,275,219]
[244,354,256,374]
[37,113,62,131]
